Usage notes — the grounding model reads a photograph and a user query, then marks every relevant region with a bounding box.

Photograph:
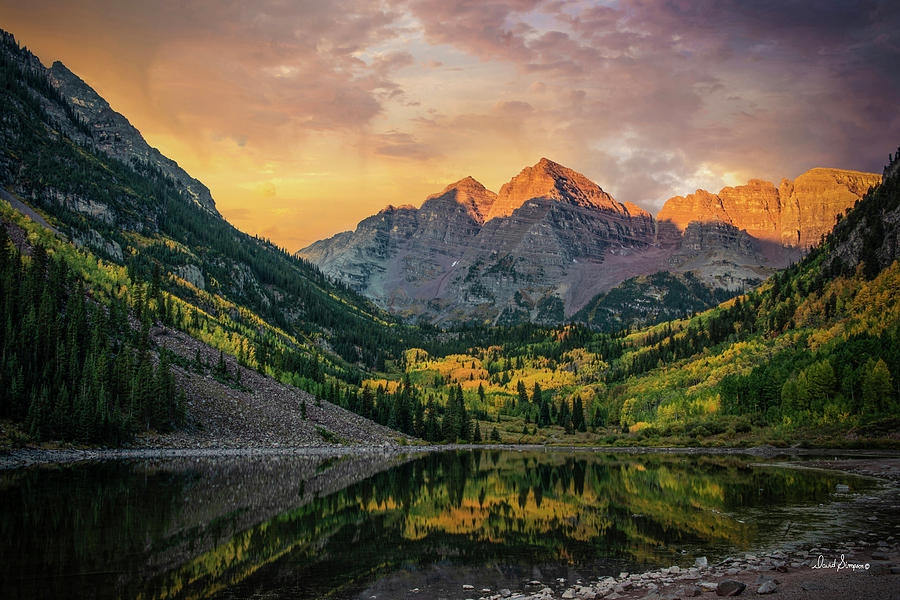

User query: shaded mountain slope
[0,30,413,370]
[300,158,657,325]
[0,29,417,446]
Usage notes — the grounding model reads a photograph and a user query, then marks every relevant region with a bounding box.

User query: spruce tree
[217,350,227,377]
[573,397,586,431]
[517,380,528,409]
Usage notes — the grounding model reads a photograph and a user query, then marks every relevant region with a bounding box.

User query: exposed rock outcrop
[780,168,880,248]
[657,168,880,249]
[48,61,220,215]
[486,157,649,222]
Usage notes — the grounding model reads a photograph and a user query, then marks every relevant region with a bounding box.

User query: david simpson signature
[811,554,870,572]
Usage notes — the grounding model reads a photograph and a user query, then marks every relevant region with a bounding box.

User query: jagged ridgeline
[300,157,879,328]
[0,30,428,442]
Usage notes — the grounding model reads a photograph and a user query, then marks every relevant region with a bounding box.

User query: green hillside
[0,32,425,444]
[574,271,736,332]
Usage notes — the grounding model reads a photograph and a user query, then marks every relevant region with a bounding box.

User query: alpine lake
[0,449,881,599]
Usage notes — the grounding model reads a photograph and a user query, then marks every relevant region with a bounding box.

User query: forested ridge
[0,31,416,375]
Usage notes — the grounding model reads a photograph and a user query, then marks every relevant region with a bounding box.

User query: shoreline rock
[2,443,898,471]
[474,540,899,600]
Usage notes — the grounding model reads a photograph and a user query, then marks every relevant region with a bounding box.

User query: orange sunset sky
[2,1,898,251]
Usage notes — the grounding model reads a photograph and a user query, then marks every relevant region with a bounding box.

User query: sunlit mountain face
[3,1,896,251]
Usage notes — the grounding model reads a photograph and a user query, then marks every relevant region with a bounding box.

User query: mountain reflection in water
[0,451,867,600]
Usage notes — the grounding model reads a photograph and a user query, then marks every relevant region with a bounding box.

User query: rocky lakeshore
[468,457,900,600]
[1,443,897,471]
[472,542,899,600]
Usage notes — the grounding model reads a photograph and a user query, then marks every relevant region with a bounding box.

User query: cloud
[406,0,900,207]
[7,0,414,153]
[5,0,898,247]
[408,0,543,62]
[372,131,441,160]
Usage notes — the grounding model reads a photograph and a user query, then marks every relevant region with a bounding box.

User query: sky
[2,0,899,251]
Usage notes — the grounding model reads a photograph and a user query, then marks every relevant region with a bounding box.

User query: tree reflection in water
[0,451,866,600]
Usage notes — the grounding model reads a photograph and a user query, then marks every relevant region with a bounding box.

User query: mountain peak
[440,175,487,194]
[536,157,558,168]
[50,60,110,111]
[486,158,648,220]
[378,203,416,214]
[425,176,497,223]
[46,58,220,215]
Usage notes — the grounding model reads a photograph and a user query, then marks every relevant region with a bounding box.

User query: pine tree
[442,394,456,441]
[862,358,893,416]
[539,398,551,428]
[414,400,425,438]
[361,385,374,419]
[572,397,586,431]
[425,399,439,441]
[216,350,226,377]
[531,382,542,408]
[154,351,174,430]
[456,385,470,440]
[559,398,572,433]
[517,380,528,409]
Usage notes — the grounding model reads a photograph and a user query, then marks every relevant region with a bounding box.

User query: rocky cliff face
[654,168,879,295]
[779,168,880,248]
[486,157,648,221]
[47,61,219,215]
[300,159,656,324]
[301,161,879,326]
[657,168,880,249]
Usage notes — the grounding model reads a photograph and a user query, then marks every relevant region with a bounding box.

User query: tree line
[0,234,185,444]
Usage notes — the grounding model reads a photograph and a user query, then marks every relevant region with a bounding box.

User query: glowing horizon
[2,1,897,251]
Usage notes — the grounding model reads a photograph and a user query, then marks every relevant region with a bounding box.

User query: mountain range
[299,158,879,326]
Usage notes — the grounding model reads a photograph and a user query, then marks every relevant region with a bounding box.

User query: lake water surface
[0,450,872,599]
